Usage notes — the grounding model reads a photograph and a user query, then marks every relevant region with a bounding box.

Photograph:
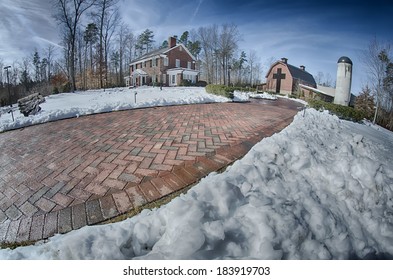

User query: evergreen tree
[179,31,189,46]
[20,70,32,92]
[33,51,41,82]
[160,40,168,49]
[188,41,201,58]
[355,85,375,119]
[137,29,155,54]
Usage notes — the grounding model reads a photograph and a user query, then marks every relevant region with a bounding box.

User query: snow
[249,92,278,100]
[233,91,278,102]
[0,86,229,132]
[1,107,392,260]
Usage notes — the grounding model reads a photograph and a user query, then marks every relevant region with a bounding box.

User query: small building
[129,37,199,87]
[264,58,317,96]
[299,56,355,106]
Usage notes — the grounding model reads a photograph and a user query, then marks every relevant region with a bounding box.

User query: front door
[170,74,177,86]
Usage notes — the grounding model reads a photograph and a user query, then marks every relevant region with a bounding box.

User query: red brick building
[129,37,199,87]
[264,58,316,96]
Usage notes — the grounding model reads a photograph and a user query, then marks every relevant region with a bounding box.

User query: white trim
[131,69,148,76]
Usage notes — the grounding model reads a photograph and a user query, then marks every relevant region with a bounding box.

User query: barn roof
[286,64,317,87]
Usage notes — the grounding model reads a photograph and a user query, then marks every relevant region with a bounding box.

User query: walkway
[0,99,302,244]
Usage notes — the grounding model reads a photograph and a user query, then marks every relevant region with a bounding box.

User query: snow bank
[249,92,278,100]
[1,109,392,260]
[0,87,229,132]
[233,91,277,102]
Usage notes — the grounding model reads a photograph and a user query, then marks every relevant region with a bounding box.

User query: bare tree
[45,45,56,82]
[53,0,96,91]
[314,71,324,85]
[92,0,120,88]
[218,23,240,85]
[360,37,391,123]
[248,50,259,87]
[116,22,133,86]
[196,24,241,85]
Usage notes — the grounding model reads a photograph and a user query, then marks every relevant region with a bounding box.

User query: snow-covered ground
[233,91,277,102]
[1,107,392,260]
[0,86,229,132]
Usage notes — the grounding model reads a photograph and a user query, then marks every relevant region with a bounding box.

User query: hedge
[205,84,234,99]
[308,99,367,122]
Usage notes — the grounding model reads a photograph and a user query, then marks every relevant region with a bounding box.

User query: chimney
[300,65,305,71]
[169,37,177,48]
[281,57,288,64]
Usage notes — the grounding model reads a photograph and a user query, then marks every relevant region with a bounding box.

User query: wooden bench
[18,93,45,117]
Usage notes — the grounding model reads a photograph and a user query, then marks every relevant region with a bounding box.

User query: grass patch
[308,99,366,122]
[0,240,37,250]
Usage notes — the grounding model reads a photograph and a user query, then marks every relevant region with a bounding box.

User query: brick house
[263,58,317,96]
[129,37,199,87]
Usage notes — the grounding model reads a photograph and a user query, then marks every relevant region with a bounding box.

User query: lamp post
[4,66,14,121]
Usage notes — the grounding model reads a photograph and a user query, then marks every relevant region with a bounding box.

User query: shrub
[180,79,193,87]
[195,80,207,87]
[61,82,72,93]
[308,99,367,122]
[52,87,59,95]
[205,84,234,99]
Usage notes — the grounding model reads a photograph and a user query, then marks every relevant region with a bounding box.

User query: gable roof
[286,64,316,87]
[130,44,196,65]
[266,61,316,88]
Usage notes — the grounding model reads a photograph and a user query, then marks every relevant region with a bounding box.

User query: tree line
[356,38,393,130]
[0,0,265,106]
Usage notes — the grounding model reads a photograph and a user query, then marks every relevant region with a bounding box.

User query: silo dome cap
[338,56,353,65]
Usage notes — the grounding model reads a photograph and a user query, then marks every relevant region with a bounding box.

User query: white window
[187,61,191,69]
[163,74,166,84]
[152,58,156,67]
[164,57,169,66]
[172,74,176,84]
[176,59,180,68]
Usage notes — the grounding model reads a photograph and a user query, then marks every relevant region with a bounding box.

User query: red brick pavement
[0,99,301,243]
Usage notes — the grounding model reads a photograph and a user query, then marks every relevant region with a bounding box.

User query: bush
[205,84,234,99]
[180,79,193,87]
[61,82,72,93]
[53,87,59,95]
[195,80,207,87]
[308,99,367,122]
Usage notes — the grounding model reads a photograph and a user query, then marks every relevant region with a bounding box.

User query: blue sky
[1,0,392,93]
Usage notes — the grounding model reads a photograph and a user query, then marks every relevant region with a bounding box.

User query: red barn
[264,58,316,96]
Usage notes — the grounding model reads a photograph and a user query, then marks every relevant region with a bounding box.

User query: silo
[334,56,353,106]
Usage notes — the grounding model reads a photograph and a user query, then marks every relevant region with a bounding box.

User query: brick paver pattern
[0,100,300,243]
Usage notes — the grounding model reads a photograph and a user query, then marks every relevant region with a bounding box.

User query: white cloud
[0,0,59,63]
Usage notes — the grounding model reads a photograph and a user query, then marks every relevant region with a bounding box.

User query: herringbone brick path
[0,99,301,243]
